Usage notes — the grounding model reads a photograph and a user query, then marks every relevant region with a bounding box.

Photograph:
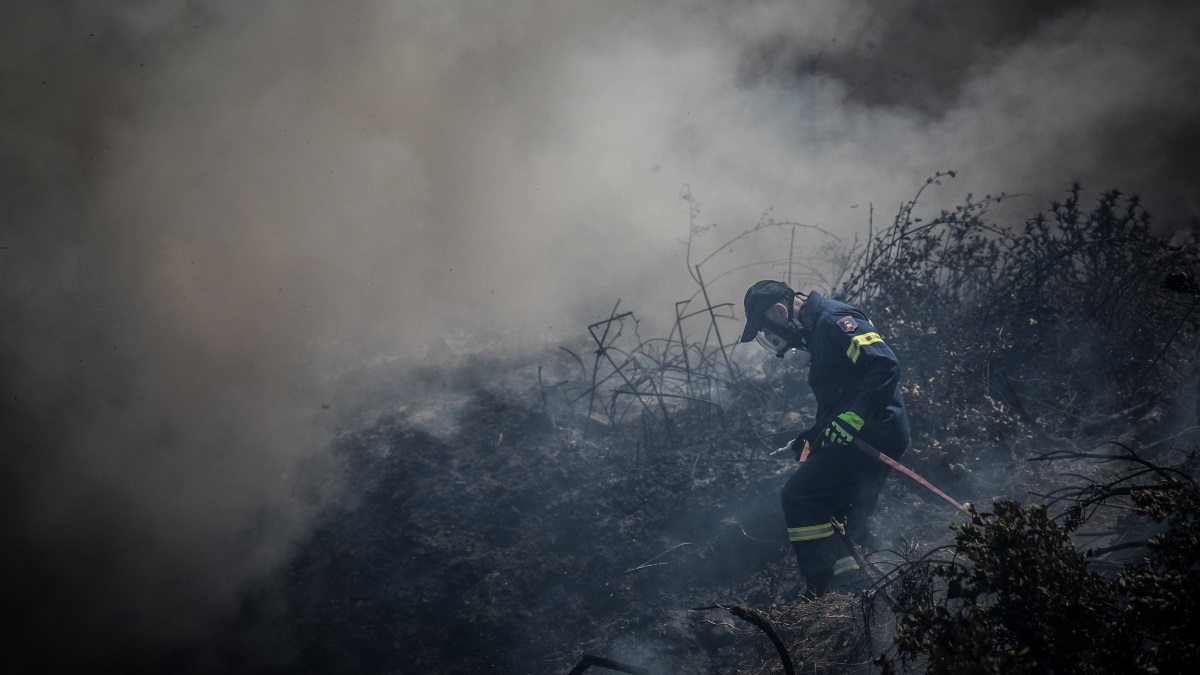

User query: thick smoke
[2,0,1198,666]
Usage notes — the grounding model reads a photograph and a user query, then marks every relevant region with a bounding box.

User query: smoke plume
[2,0,1198,666]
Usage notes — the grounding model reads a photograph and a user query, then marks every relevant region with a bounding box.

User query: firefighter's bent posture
[740,280,911,597]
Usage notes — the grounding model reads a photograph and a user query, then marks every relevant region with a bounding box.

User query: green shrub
[883,470,1200,674]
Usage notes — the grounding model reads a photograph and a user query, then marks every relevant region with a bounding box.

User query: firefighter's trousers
[781,442,903,592]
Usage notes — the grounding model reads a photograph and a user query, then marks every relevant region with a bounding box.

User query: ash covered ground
[198,351,968,674]
[158,327,1188,675]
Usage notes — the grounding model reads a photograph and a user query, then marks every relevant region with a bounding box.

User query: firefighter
[739,280,911,598]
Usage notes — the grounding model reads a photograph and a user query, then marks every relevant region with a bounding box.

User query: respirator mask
[755,326,811,371]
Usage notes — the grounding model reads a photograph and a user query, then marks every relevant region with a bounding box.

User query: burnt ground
[132,311,1198,675]
[191,349,988,675]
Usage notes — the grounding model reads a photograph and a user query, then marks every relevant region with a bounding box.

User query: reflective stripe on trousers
[787,522,835,542]
[832,555,860,576]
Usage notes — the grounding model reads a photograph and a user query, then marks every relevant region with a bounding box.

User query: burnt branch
[690,604,796,675]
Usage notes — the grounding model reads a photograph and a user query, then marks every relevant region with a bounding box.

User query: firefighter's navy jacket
[797,292,910,455]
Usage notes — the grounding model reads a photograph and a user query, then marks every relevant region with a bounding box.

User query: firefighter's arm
[824,325,901,446]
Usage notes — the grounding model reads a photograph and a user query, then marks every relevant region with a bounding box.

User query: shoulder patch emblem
[836,315,858,333]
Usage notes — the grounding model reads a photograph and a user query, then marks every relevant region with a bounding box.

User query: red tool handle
[854,438,970,515]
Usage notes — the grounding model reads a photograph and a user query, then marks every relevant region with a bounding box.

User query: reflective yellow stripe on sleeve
[846,332,884,364]
[788,523,835,542]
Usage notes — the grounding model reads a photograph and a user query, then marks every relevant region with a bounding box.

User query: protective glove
[770,429,815,462]
[822,411,864,446]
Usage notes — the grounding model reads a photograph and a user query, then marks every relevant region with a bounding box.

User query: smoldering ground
[2,0,1199,670]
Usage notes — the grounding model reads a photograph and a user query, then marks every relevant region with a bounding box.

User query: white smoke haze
[2,0,1198,665]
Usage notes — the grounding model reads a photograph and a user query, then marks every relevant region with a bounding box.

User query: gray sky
[3,0,1198,663]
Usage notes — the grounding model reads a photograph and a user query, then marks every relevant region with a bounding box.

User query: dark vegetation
[210,179,1199,674]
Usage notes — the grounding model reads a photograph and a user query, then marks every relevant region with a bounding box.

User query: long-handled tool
[853,438,971,516]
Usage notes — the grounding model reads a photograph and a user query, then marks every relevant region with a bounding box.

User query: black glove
[770,427,816,460]
[796,426,819,453]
